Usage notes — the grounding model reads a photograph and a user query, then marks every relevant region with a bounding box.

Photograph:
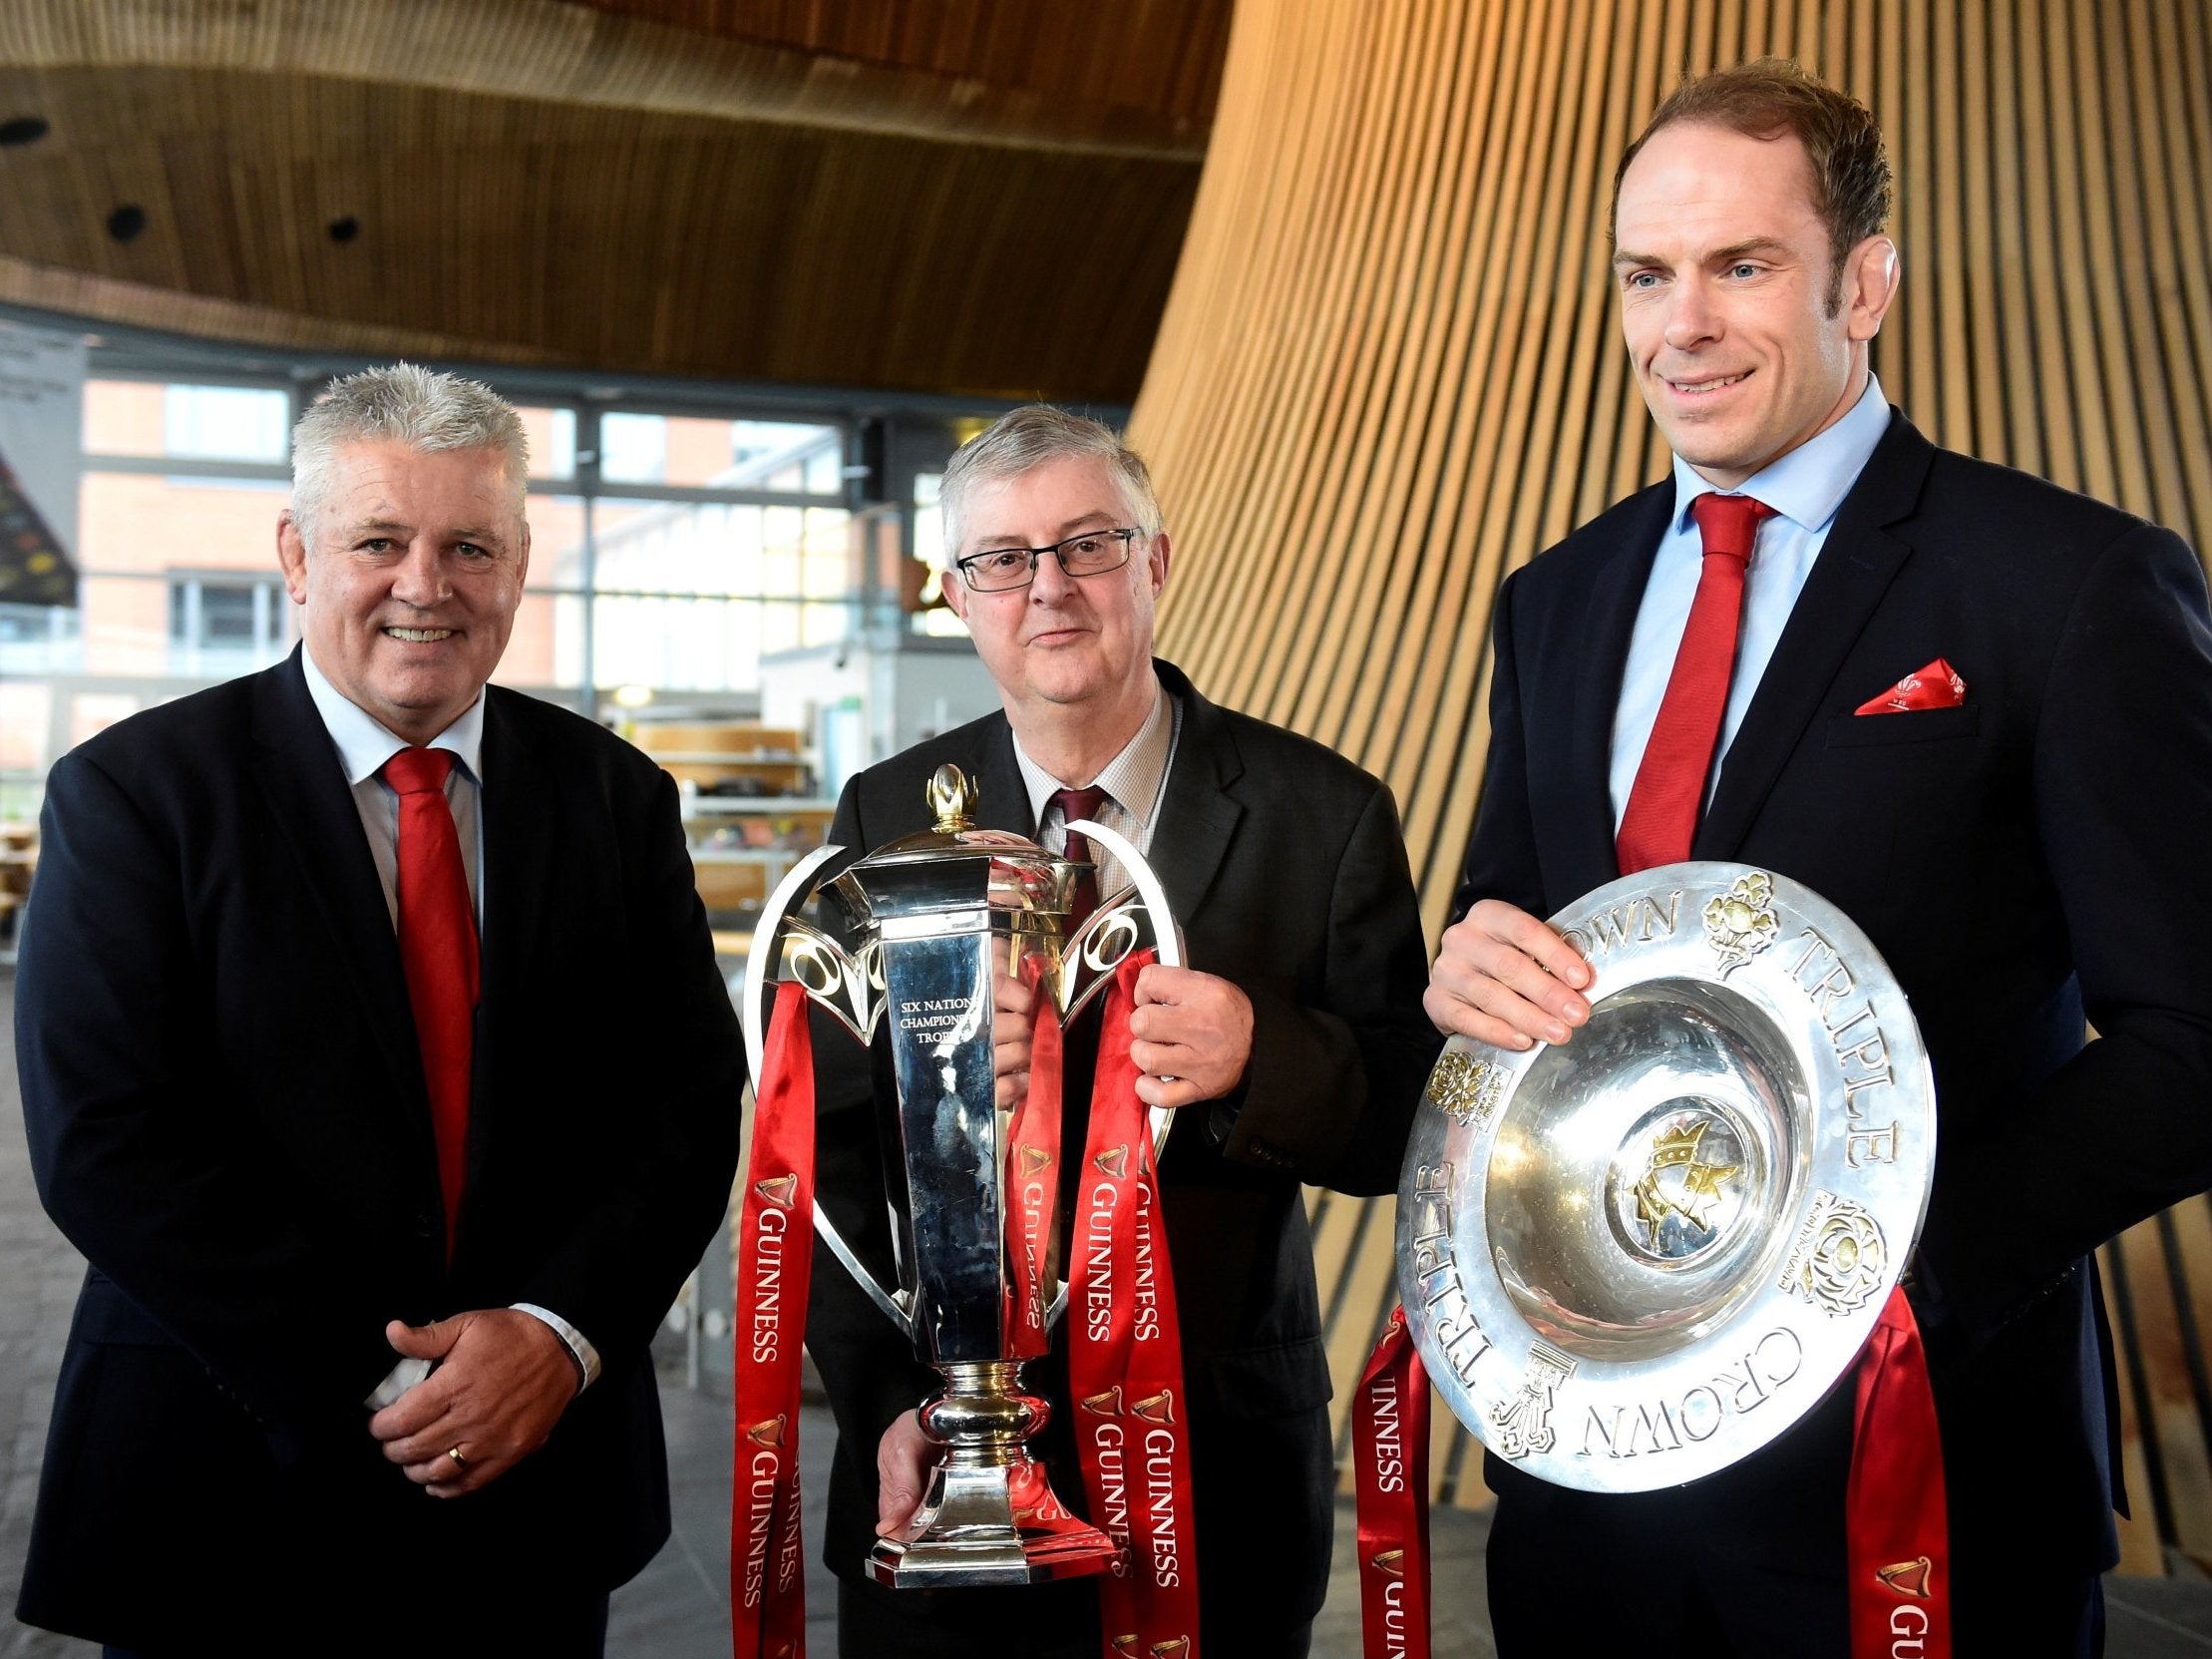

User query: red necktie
[1615,492,1777,875]
[383,746,479,1255]
[1050,785,1109,928]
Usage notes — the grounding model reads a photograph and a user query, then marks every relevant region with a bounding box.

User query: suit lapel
[473,689,553,1167]
[971,717,1034,836]
[1146,664,1244,923]
[1564,485,1673,891]
[1694,414,1935,859]
[247,653,427,1128]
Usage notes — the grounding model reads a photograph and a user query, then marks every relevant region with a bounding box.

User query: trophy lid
[833,763,1086,922]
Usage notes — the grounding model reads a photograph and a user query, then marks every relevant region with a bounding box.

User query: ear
[515,515,532,588]
[276,511,311,605]
[942,561,971,622]
[1843,233,1900,343]
[1146,531,1171,600]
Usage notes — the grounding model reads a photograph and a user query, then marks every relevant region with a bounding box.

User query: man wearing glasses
[807,405,1440,1656]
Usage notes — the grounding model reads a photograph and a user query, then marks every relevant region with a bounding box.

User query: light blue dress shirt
[1608,375,1894,830]
[299,649,601,1401]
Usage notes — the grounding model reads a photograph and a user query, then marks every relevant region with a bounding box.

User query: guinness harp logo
[1111,1639,1140,1657]
[1019,1145,1052,1176]
[1370,1548,1405,1577]
[1150,1641,1191,1659]
[1095,1144,1130,1179]
[753,1174,798,1209]
[1877,1556,1934,1599]
[745,1415,787,1450]
[1131,1390,1176,1426]
[1081,1387,1125,1418]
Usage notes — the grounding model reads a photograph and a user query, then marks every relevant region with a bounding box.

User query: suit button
[414,1211,438,1240]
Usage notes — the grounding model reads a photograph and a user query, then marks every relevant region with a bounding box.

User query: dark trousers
[836,1574,1311,1659]
[1487,1490,2104,1659]
[101,1589,610,1659]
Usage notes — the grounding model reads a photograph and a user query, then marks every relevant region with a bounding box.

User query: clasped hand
[987,953,1254,1111]
[367,1307,579,1496]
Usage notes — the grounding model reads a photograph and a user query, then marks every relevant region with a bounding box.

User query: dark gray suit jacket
[15,649,745,1647]
[805,659,1441,1641]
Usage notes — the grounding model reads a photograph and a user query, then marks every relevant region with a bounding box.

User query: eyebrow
[345,518,506,541]
[973,510,1119,549]
[1613,236,1792,271]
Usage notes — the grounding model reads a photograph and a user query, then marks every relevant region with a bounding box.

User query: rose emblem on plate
[1779,1191,1888,1316]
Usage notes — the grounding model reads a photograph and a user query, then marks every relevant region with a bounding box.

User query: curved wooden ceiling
[0,0,1232,399]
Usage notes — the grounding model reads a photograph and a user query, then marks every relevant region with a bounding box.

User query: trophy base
[866,1459,1118,1588]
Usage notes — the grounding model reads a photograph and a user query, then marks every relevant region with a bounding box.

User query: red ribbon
[732,982,815,1659]
[1001,952,1063,1360]
[1353,1308,1431,1659]
[1847,1287,1952,1659]
[1069,951,1203,1659]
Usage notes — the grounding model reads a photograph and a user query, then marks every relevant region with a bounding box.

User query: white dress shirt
[1609,375,1894,828]
[1011,678,1180,894]
[299,649,601,1403]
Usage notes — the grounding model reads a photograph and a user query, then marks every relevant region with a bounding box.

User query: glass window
[518,406,577,481]
[163,385,289,462]
[169,573,287,672]
[601,412,667,484]
[600,415,844,491]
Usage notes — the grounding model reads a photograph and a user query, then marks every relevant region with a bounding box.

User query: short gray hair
[939,405,1163,563]
[289,363,529,547]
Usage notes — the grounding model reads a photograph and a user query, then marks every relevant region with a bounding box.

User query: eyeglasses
[952,527,1139,594]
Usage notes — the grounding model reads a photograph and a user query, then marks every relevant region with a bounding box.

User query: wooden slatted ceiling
[0,0,1229,398]
[1129,0,2212,1528]
[571,1,1233,140]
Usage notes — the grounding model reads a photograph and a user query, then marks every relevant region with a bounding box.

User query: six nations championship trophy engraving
[732,763,1187,1603]
[1396,863,1936,1492]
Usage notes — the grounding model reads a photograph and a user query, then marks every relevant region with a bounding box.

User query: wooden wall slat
[1127,0,2212,1532]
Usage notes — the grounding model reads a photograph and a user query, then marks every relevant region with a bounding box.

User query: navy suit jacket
[804,659,1442,1638]
[14,650,745,1646]
[1459,411,2212,1582]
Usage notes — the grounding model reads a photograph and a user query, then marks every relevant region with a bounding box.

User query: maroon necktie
[1050,785,1109,929]
[383,746,479,1255]
[1615,492,1777,875]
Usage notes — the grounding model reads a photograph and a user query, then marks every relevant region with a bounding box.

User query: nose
[389,539,452,609]
[1027,546,1078,605]
[1662,277,1721,352]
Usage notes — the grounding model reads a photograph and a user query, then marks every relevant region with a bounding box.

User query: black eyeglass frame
[951,527,1142,594]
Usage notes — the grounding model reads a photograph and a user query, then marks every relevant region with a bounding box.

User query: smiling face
[276,439,529,743]
[942,453,1169,728]
[1614,121,1898,488]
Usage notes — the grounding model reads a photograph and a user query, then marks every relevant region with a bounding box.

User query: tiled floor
[3,968,2211,1655]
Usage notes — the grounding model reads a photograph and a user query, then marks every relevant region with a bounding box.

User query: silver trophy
[1398,864,1936,1490]
[742,763,1182,1586]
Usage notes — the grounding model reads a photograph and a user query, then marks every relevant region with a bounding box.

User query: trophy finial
[926,763,977,832]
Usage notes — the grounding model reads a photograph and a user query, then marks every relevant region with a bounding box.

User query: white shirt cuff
[512,1302,601,1392]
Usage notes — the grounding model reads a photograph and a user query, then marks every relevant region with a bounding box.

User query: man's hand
[367,1309,580,1497]
[1425,899,1592,1048]
[1129,965,1254,1108]
[876,1410,933,1536]
[993,959,1035,1111]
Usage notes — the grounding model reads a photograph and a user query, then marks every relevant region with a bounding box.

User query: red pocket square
[1856,657,1967,715]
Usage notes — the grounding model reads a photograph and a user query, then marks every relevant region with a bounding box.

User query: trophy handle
[742,842,916,1338]
[1040,818,1183,1333]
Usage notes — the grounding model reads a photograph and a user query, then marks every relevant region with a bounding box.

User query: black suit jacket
[1459,411,2212,1585]
[13,650,745,1647]
[804,660,1441,1636]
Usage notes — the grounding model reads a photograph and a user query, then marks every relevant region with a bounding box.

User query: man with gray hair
[807,404,1439,1656]
[15,363,743,1653]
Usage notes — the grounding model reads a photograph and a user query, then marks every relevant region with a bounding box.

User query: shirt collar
[299,645,487,788]
[1012,680,1175,829]
[1669,373,1891,536]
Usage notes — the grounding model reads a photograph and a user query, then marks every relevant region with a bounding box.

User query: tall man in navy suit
[1425,60,2212,1657]
[15,364,743,1655]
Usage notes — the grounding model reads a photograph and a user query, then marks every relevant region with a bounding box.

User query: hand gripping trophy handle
[738,770,1182,1586]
